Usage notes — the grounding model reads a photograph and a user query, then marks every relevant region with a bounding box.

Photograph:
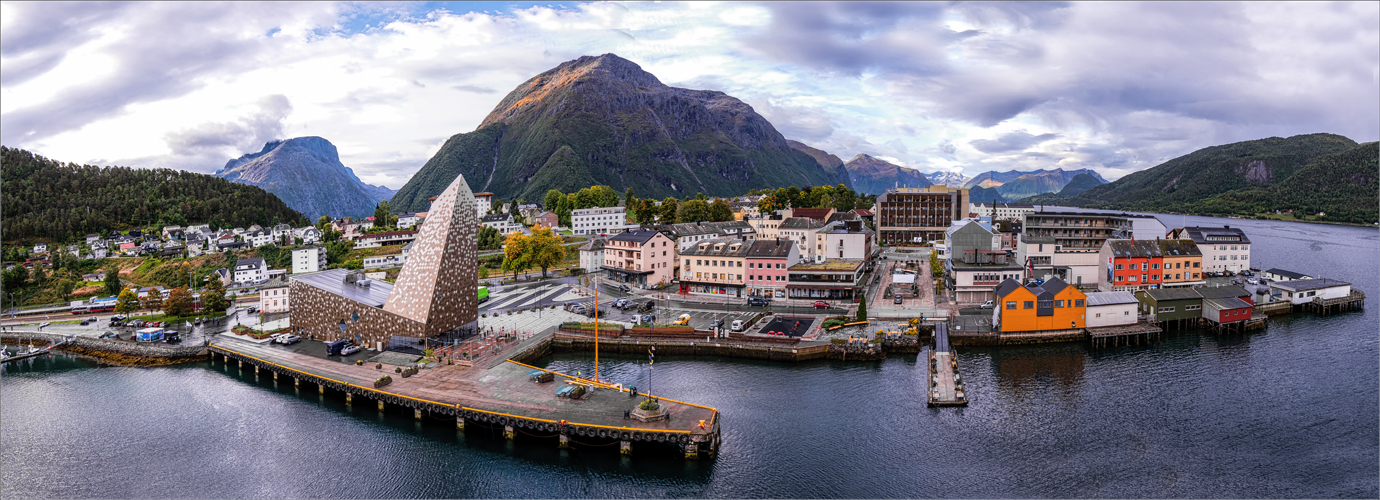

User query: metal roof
[1194,285,1249,299]
[1264,268,1309,280]
[1085,291,1139,306]
[1141,288,1202,302]
[1203,297,1252,310]
[293,269,395,308]
[1269,278,1350,292]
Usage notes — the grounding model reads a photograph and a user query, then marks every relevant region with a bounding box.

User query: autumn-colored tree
[114,289,140,314]
[202,277,229,312]
[525,226,568,278]
[141,291,164,311]
[163,286,194,317]
[501,232,532,280]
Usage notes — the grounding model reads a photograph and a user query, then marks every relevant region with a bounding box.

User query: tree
[141,291,163,311]
[509,199,521,217]
[202,278,229,312]
[659,197,679,224]
[624,187,636,208]
[525,226,568,278]
[501,232,533,280]
[544,189,564,213]
[163,286,193,317]
[678,199,710,223]
[374,200,392,227]
[708,199,734,222]
[634,198,659,224]
[556,194,574,227]
[114,289,140,314]
[2,265,29,293]
[758,195,783,214]
[478,225,503,250]
[856,293,867,321]
[317,215,332,231]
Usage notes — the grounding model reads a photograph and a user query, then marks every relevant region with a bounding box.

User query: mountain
[215,137,395,220]
[1,146,305,244]
[967,185,1007,205]
[925,171,970,188]
[961,168,1107,200]
[995,169,1105,200]
[1052,173,1105,197]
[1028,134,1376,224]
[844,154,931,195]
[390,54,849,211]
[787,140,844,171]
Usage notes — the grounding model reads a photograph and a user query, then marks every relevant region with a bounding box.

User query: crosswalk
[479,284,587,312]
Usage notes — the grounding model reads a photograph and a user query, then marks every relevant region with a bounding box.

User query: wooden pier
[207,338,721,459]
[1,336,72,364]
[927,323,967,407]
[1087,323,1162,348]
[1306,290,1366,315]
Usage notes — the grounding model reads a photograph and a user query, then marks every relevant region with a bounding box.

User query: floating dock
[208,338,721,458]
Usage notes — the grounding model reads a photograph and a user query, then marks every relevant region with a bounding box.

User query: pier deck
[209,337,720,456]
[928,324,967,407]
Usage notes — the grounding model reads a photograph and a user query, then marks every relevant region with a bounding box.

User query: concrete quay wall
[2,331,206,366]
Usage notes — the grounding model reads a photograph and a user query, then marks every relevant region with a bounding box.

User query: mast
[594,286,600,382]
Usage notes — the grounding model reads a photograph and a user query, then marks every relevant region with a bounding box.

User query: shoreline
[1046,205,1378,229]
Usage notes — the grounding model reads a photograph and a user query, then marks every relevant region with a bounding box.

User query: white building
[397,212,420,229]
[1167,226,1251,274]
[571,206,633,236]
[579,238,607,273]
[271,224,293,244]
[480,214,523,235]
[1269,278,1352,305]
[353,230,417,249]
[968,202,1035,221]
[234,257,266,284]
[814,220,874,261]
[1084,291,1139,327]
[295,226,322,245]
[474,192,494,218]
[259,277,290,313]
[33,243,47,253]
[292,245,327,274]
[778,217,824,261]
[247,230,273,248]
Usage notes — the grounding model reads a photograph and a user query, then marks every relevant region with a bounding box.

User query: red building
[1202,297,1253,324]
[1098,239,1165,292]
[1195,285,1255,306]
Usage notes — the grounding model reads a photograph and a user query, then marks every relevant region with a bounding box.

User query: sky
[2,1,1377,189]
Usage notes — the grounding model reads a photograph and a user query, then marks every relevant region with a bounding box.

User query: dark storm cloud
[970,131,1059,153]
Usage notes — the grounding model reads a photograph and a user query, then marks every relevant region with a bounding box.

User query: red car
[812,301,830,309]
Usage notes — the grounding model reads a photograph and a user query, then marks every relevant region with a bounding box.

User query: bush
[395,367,401,373]
[638,399,660,411]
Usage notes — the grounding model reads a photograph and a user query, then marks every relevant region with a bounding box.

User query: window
[1185,305,1201,311]
[1075,299,1084,307]
[1024,301,1034,309]
[1158,306,1175,313]
[1055,300,1064,308]
[1129,275,1138,282]
[1038,300,1053,309]
[1194,262,1200,268]
[1096,313,1102,318]
[1006,301,1017,309]
[1116,264,1124,270]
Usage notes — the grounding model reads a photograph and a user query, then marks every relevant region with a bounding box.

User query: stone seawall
[551,336,832,362]
[2,332,206,366]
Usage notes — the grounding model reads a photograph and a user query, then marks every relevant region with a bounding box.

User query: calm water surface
[3,214,1376,498]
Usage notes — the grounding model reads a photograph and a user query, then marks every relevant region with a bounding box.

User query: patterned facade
[290,174,480,346]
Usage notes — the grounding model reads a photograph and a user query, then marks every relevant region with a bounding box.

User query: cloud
[969,131,1060,153]
[745,97,836,142]
[165,95,292,160]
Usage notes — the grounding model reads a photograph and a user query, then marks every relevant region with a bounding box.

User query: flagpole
[594,286,600,383]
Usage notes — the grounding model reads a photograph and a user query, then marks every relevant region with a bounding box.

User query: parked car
[812,301,830,309]
[568,303,587,313]
[730,320,745,332]
[278,335,301,345]
[111,314,127,321]
[326,339,349,356]
[130,320,145,328]
[979,300,995,309]
[611,298,632,310]
[672,314,692,326]
[1247,278,1260,285]
[747,296,770,306]
[637,301,655,313]
[270,333,289,343]
[1241,269,1254,277]
[635,314,656,325]
[708,319,724,330]
[80,319,91,326]
[246,306,257,314]
[100,331,117,339]
[894,296,904,305]
[164,331,181,344]
[38,322,50,328]
[617,284,632,293]
[340,344,361,356]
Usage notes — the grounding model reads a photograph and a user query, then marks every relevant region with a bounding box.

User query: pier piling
[620,440,632,455]
[345,393,352,405]
[559,434,569,448]
[415,409,423,421]
[456,417,464,430]
[684,443,699,459]
[504,425,515,440]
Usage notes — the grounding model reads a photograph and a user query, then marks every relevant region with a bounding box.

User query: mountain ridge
[390,54,849,211]
[844,154,931,195]
[216,136,395,220]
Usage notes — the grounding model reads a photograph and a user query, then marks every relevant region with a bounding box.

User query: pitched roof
[1105,239,1164,258]
[1039,276,1070,295]
[1269,278,1350,292]
[1157,239,1201,256]
[746,238,794,258]
[1142,288,1202,301]
[681,237,752,257]
[993,279,1023,299]
[480,214,511,223]
[780,217,824,230]
[579,238,606,252]
[1173,226,1251,245]
[1193,285,1249,299]
[791,208,834,221]
[1264,268,1309,279]
[1085,291,1139,306]
[850,208,874,217]
[608,227,662,244]
[1204,297,1252,310]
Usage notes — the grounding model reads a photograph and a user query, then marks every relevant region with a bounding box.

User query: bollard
[620,440,632,456]
[559,433,569,449]
[504,425,515,440]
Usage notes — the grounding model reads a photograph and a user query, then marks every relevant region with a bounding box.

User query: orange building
[993,277,1088,332]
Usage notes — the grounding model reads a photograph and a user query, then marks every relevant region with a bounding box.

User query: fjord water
[3,215,1376,498]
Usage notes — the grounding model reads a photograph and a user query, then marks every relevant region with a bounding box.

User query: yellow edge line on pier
[506,360,720,428]
[212,344,696,434]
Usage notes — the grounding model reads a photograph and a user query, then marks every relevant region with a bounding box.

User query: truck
[478,286,490,303]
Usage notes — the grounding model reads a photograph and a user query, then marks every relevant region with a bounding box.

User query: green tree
[2,265,29,293]
[856,293,867,321]
[833,185,858,212]
[141,291,163,311]
[316,215,332,231]
[678,199,710,223]
[202,278,228,312]
[625,187,636,208]
[163,286,193,317]
[634,199,659,224]
[556,194,574,227]
[758,195,783,214]
[544,189,564,213]
[374,200,392,227]
[708,199,734,222]
[115,289,140,314]
[525,226,568,278]
[478,225,503,250]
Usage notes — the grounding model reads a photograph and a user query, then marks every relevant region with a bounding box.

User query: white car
[979,300,995,309]
[730,320,745,332]
[340,344,361,356]
[38,322,50,328]
[270,333,289,343]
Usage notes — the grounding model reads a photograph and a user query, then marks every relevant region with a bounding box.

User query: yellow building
[1158,239,1204,287]
[994,277,1087,332]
